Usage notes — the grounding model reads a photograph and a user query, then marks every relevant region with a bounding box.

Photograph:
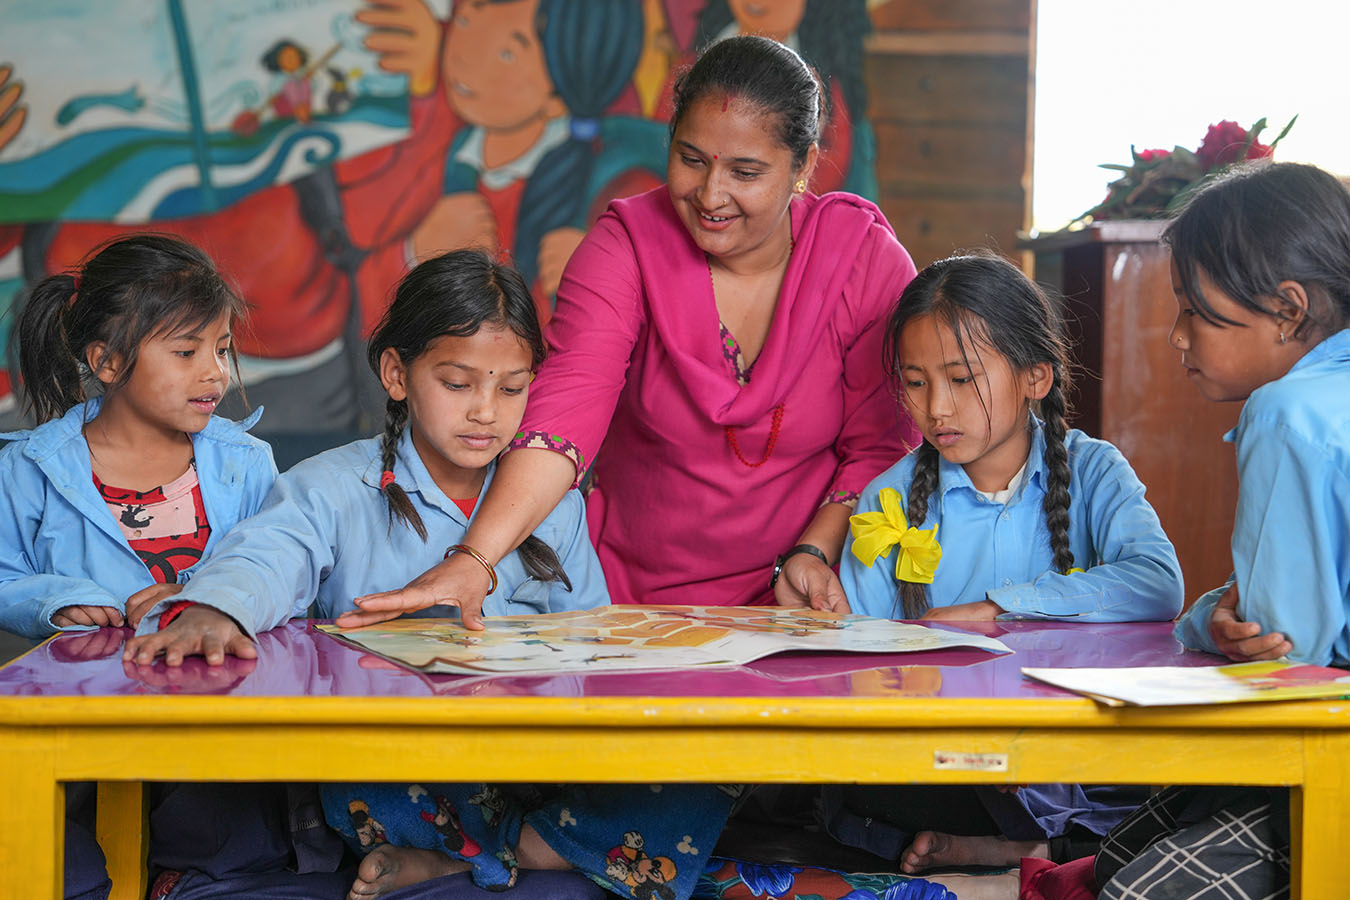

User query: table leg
[99,782,148,900]
[1290,731,1350,899]
[2,735,62,900]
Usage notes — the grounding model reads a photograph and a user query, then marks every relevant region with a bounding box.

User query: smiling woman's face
[441,0,555,130]
[666,92,809,265]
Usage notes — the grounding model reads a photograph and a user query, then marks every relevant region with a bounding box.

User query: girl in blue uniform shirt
[831,252,1183,874]
[1094,162,1350,900]
[125,249,732,900]
[0,234,302,900]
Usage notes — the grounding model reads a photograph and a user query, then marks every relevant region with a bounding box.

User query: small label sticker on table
[933,751,1008,772]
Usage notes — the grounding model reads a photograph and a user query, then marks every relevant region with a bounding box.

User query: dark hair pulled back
[670,34,823,169]
[366,248,570,589]
[1164,161,1350,339]
[15,233,246,424]
[883,253,1075,617]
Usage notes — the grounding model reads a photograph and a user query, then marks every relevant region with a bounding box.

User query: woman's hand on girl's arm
[52,605,125,628]
[124,583,184,628]
[1208,584,1292,661]
[774,554,850,613]
[338,551,493,630]
[921,599,1001,622]
[122,606,257,667]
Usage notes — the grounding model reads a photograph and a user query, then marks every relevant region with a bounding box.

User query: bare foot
[348,845,470,899]
[899,831,1049,873]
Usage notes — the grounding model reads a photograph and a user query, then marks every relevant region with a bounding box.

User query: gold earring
[794,180,806,193]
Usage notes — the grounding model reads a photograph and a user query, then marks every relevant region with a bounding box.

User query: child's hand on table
[921,599,1001,622]
[1208,584,1292,661]
[52,604,125,628]
[125,582,184,628]
[122,605,256,667]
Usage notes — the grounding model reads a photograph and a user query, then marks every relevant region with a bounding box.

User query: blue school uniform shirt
[1174,328,1350,666]
[135,430,609,637]
[842,419,1183,621]
[0,399,277,639]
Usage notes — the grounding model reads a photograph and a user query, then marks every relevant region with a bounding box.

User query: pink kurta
[513,187,919,606]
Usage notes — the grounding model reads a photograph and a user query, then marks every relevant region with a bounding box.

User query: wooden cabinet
[1030,223,1239,604]
[866,3,1034,270]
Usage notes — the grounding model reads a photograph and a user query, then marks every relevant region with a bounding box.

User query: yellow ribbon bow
[849,488,943,584]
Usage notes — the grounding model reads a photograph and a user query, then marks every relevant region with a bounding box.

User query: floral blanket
[694,858,957,900]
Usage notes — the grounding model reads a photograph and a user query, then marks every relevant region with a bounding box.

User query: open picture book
[316,605,1012,675]
[1021,660,1350,707]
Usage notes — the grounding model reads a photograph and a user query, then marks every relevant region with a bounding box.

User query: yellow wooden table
[2,620,1347,900]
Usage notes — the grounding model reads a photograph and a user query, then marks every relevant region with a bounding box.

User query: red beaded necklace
[709,219,792,469]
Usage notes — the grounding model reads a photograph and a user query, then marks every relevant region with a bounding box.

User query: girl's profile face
[667,92,814,266]
[93,310,233,441]
[1168,262,1300,403]
[442,0,559,131]
[380,325,533,500]
[898,313,1049,493]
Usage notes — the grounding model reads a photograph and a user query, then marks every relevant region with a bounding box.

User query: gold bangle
[445,543,498,595]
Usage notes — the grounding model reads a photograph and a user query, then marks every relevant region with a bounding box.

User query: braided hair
[365,249,570,589]
[881,252,1074,617]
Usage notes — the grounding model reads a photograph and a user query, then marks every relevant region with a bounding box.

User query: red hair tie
[71,272,82,293]
[379,469,396,490]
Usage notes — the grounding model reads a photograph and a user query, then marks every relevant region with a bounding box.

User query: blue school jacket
[0,400,277,639]
[135,430,609,637]
[1175,328,1350,666]
[843,418,1183,621]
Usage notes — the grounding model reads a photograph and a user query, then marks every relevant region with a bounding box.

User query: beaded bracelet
[445,543,498,595]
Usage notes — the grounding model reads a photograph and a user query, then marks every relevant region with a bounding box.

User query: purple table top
[0,619,1224,701]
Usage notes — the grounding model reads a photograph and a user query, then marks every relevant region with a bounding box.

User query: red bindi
[713,154,718,160]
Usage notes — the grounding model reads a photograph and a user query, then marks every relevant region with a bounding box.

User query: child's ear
[85,342,120,386]
[1273,280,1311,336]
[1025,362,1054,402]
[378,347,409,402]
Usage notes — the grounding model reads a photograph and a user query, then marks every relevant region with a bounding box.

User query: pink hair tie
[379,469,396,491]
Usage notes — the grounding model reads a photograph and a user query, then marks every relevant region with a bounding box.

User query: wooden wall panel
[872,0,1033,32]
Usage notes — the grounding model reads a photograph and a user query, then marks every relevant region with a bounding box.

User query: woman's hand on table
[122,606,257,667]
[774,554,850,613]
[337,551,494,630]
[1208,583,1292,661]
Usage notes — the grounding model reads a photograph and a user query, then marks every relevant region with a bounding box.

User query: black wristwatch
[770,544,830,588]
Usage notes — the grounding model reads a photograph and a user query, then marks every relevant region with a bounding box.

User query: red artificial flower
[1136,148,1171,162]
[1197,120,1272,170]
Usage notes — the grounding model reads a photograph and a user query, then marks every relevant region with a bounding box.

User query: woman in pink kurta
[343,35,918,628]
[512,184,916,605]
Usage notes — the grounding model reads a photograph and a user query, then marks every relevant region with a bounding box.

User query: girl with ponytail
[830,252,1184,873]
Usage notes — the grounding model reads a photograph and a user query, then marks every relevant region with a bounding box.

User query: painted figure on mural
[657,0,878,198]
[0,0,880,443]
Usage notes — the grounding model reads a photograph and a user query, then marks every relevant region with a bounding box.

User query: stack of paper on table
[1021,660,1350,706]
[317,605,1012,675]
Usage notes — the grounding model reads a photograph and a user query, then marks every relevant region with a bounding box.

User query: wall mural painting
[0,0,879,456]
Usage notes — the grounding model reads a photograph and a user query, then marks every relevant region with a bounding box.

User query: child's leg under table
[320,782,736,900]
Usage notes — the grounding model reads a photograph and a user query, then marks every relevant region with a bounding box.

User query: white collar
[453,115,573,191]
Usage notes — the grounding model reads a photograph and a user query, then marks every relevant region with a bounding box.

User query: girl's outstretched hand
[921,599,1001,622]
[338,551,493,630]
[122,606,257,667]
[774,554,851,613]
[1208,584,1292,661]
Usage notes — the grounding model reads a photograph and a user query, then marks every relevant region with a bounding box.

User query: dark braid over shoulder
[379,397,427,541]
[518,537,573,591]
[1039,377,1075,574]
[897,442,941,618]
